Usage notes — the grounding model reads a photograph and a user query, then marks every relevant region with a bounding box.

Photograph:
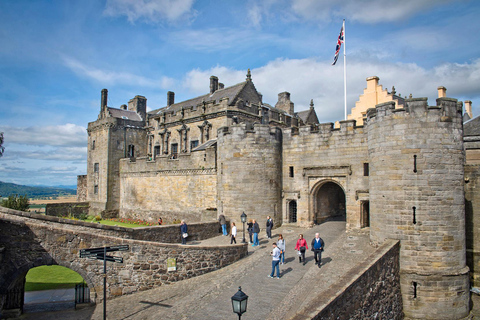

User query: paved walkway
[21,221,379,319]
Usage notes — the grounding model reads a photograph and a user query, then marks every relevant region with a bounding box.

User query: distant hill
[0,181,76,198]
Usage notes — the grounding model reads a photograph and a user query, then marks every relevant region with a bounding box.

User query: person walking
[311,232,325,268]
[158,217,163,225]
[247,219,254,244]
[252,219,260,246]
[277,234,286,265]
[266,216,273,239]
[294,234,308,265]
[268,242,281,279]
[219,214,227,236]
[230,222,237,244]
[180,220,188,245]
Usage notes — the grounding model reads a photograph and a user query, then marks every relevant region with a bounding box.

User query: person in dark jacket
[266,216,273,239]
[247,219,254,243]
[219,214,227,236]
[311,233,325,267]
[252,219,260,246]
[180,220,188,245]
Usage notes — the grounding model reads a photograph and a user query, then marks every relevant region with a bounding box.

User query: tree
[1,194,30,212]
[0,132,4,157]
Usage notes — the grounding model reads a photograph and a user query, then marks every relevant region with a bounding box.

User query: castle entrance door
[313,181,346,224]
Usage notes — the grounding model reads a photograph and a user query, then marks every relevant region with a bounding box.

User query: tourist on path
[158,217,163,225]
[294,234,308,265]
[311,233,325,268]
[247,219,254,244]
[266,216,273,239]
[252,219,260,246]
[180,220,188,245]
[269,242,281,279]
[219,214,227,236]
[277,234,286,265]
[230,222,237,244]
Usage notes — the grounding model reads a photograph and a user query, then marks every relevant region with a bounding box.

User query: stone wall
[466,165,480,287]
[77,175,87,202]
[282,121,369,229]
[0,207,247,313]
[216,124,283,228]
[368,98,469,319]
[306,240,402,320]
[45,202,89,218]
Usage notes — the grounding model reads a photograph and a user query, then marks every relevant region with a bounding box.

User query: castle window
[128,145,135,158]
[289,166,294,178]
[94,163,99,173]
[289,200,297,223]
[363,163,369,176]
[171,143,178,159]
[92,140,95,150]
[154,146,160,156]
[191,140,199,150]
[94,185,98,194]
[412,281,418,299]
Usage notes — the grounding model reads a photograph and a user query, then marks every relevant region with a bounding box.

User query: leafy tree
[1,194,30,211]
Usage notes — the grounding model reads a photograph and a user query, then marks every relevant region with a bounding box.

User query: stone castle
[79,70,479,319]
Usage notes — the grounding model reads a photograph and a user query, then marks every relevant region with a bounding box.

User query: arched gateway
[311,181,346,224]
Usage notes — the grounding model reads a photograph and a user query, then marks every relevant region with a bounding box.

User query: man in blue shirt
[311,233,325,268]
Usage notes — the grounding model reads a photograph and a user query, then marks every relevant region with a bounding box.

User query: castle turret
[367,96,469,319]
[216,124,283,228]
[128,95,147,121]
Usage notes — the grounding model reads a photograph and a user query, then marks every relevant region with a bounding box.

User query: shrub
[95,215,102,221]
[1,194,29,211]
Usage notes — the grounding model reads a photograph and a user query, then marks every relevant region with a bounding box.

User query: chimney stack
[101,89,108,117]
[437,86,447,98]
[219,83,224,90]
[167,91,175,106]
[210,76,219,94]
[465,100,473,119]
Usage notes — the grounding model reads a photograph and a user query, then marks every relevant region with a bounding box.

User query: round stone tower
[216,123,283,228]
[367,98,469,319]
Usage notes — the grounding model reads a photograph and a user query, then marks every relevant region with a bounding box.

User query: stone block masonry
[0,207,247,312]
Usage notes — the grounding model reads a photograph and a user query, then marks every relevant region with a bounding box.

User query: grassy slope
[25,265,84,291]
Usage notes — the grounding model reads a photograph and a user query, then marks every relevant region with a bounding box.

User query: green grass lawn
[25,265,84,291]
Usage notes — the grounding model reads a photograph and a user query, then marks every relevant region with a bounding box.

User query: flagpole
[343,19,347,120]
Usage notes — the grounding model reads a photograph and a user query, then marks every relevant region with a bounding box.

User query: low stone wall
[2,207,222,244]
[0,207,247,312]
[45,202,89,218]
[300,239,402,320]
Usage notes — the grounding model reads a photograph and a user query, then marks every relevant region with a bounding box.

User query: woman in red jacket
[294,234,308,265]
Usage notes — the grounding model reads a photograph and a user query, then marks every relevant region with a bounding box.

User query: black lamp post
[231,286,248,320]
[240,212,247,244]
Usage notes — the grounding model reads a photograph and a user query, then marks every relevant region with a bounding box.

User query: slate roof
[296,108,319,125]
[149,81,249,116]
[192,139,217,152]
[464,115,480,136]
[108,107,142,121]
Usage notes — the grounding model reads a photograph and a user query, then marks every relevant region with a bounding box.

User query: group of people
[269,232,325,279]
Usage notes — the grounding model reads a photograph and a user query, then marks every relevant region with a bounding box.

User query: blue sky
[1,0,479,187]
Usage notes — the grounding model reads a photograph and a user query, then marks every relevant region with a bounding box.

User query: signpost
[79,245,129,320]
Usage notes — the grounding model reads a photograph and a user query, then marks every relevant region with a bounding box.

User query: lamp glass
[241,212,247,223]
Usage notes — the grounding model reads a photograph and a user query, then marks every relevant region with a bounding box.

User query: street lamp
[231,286,248,320]
[240,212,247,244]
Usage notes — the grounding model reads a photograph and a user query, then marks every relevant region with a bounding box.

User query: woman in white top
[277,234,286,264]
[230,222,237,244]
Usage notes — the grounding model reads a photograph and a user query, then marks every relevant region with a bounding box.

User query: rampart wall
[45,202,89,218]
[282,120,369,228]
[305,240,402,320]
[119,145,217,223]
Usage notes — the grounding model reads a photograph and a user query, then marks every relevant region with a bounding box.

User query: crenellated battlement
[366,96,461,123]
[217,123,282,142]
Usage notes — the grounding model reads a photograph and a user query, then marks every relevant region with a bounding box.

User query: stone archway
[312,181,346,224]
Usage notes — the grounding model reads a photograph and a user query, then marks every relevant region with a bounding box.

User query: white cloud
[104,0,196,24]
[0,124,87,147]
[181,57,480,122]
[62,56,174,89]
[291,0,455,24]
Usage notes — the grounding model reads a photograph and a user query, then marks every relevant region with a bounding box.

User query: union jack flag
[332,21,344,66]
